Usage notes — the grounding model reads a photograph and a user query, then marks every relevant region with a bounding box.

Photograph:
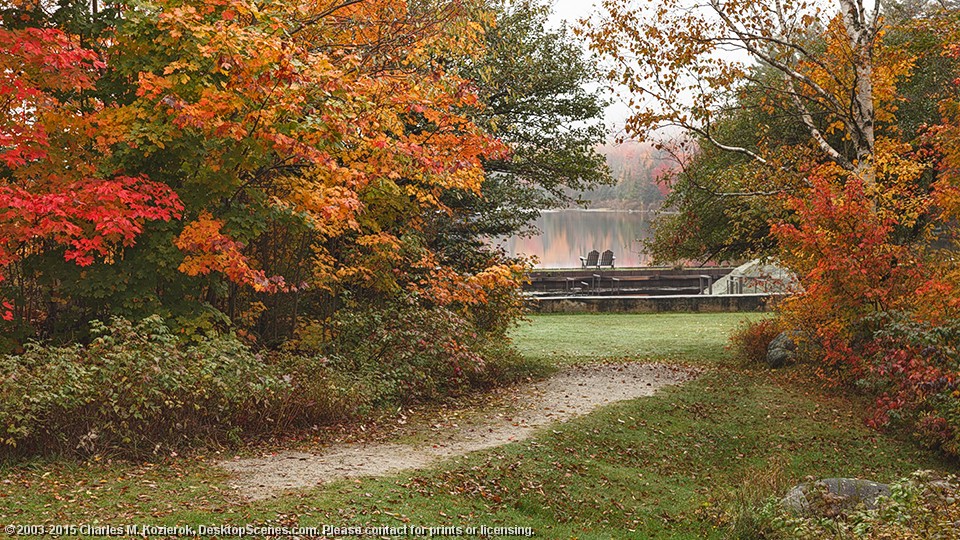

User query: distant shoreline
[541,207,657,213]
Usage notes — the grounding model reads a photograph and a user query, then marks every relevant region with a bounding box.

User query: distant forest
[574,142,675,210]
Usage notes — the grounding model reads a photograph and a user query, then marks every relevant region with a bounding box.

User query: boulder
[782,478,891,517]
[766,348,793,369]
[766,331,797,368]
[768,331,797,352]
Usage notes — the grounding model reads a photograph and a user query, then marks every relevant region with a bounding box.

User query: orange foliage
[774,171,926,379]
[2,0,526,336]
[175,212,286,293]
[106,0,508,294]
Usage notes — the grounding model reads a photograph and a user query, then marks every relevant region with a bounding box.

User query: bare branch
[786,80,856,171]
[660,142,791,198]
[870,0,882,40]
[708,0,847,117]
[291,0,365,35]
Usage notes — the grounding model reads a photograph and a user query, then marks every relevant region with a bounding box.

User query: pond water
[495,209,654,269]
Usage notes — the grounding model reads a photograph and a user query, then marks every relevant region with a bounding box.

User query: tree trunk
[839,0,878,189]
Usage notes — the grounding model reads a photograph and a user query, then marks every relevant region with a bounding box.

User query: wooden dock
[525,267,736,297]
[526,293,782,313]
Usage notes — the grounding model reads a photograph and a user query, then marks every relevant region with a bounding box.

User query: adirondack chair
[598,250,616,268]
[579,250,600,268]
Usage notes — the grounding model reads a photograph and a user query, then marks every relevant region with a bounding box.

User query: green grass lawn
[1,313,955,539]
[512,312,766,365]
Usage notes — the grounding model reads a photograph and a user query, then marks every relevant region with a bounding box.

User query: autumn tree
[635,3,960,265]
[0,2,183,334]
[583,0,921,278]
[584,0,893,187]
[0,0,527,349]
[583,0,954,315]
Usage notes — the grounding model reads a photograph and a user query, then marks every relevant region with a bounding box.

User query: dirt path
[221,363,695,500]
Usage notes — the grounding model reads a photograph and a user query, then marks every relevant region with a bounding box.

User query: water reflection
[495,209,653,268]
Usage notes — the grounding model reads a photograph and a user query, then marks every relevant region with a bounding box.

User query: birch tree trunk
[839,0,879,189]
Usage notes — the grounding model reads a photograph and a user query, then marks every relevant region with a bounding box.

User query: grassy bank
[1,313,954,538]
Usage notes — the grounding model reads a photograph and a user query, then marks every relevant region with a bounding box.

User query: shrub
[269,352,375,427]
[0,304,537,458]
[858,312,960,457]
[773,176,926,386]
[728,318,781,366]
[0,316,287,457]
[769,175,960,458]
[322,299,499,405]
